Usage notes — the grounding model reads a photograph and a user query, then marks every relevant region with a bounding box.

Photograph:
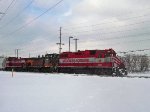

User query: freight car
[58,49,127,76]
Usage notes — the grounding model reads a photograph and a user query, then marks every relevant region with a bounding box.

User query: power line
[3,16,150,43]
[1,36,150,56]
[1,1,150,56]
[6,0,63,36]
[0,0,15,21]
[64,28,150,43]
[0,0,34,30]
[76,38,150,53]
[78,31,150,44]
[100,32,150,41]
[62,6,150,28]
[62,19,150,37]
[99,38,150,46]
[117,48,150,54]
[63,20,150,36]
[0,32,58,55]
[3,18,149,44]
[22,36,150,53]
[1,0,150,42]
[62,13,150,30]
[5,38,150,56]
[1,23,150,56]
[1,27,150,56]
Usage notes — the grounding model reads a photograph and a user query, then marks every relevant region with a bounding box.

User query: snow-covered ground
[0,71,150,112]
[128,71,150,77]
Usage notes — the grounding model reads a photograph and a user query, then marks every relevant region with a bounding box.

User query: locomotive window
[90,50,96,55]
[105,53,111,57]
[60,54,68,58]
[75,53,82,55]
[113,53,116,56]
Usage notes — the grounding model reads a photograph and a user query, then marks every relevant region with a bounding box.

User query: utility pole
[69,36,73,52]
[59,27,62,53]
[56,27,64,54]
[73,38,79,52]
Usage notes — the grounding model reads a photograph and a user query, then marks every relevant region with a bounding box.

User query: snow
[128,71,150,77]
[0,71,150,112]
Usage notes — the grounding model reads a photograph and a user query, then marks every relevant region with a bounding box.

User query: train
[0,48,127,76]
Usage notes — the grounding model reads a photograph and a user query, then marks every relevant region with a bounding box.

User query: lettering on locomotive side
[6,60,25,63]
[60,58,89,63]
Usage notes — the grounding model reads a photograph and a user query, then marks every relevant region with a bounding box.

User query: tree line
[122,54,150,73]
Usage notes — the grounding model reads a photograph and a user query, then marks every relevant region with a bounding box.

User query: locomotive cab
[97,49,127,76]
[106,49,127,76]
[44,53,59,72]
[5,57,26,71]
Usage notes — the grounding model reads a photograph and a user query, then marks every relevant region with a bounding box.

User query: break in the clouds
[0,0,150,57]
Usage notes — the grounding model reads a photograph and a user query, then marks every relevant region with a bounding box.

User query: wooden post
[12,69,14,78]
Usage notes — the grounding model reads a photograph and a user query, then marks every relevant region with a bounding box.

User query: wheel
[112,67,127,76]
[119,68,127,76]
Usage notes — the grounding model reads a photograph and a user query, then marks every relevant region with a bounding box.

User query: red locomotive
[5,57,26,71]
[5,54,59,73]
[4,48,127,76]
[58,49,127,76]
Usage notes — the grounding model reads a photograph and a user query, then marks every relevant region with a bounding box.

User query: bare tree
[122,54,150,73]
[140,55,149,72]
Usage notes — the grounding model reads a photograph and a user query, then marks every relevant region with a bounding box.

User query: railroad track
[73,74,150,79]
[123,76,150,79]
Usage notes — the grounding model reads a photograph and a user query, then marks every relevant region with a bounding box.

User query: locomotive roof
[60,49,116,58]
[61,49,116,54]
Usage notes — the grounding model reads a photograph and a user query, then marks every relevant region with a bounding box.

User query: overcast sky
[0,0,150,57]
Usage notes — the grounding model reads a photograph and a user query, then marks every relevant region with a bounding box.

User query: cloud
[0,0,150,57]
[61,0,150,53]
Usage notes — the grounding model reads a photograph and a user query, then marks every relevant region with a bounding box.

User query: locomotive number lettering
[62,58,89,63]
